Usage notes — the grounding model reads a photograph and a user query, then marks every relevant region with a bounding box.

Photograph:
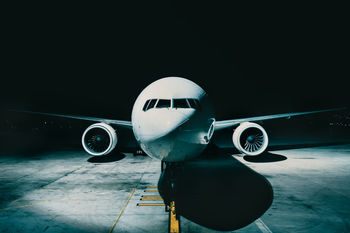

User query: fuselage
[132,77,215,162]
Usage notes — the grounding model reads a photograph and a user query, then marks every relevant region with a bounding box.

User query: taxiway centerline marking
[144,190,158,192]
[255,218,273,233]
[108,188,135,233]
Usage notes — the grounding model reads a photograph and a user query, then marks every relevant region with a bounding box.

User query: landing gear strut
[169,201,180,233]
[159,161,183,232]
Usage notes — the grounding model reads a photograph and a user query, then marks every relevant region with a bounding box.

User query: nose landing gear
[159,161,183,233]
[169,201,180,233]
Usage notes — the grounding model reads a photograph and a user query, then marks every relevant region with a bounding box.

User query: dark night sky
[1,2,349,121]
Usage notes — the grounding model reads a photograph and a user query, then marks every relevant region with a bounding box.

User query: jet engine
[82,123,117,156]
[232,122,268,156]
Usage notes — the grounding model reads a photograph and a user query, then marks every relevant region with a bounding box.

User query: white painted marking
[255,218,273,233]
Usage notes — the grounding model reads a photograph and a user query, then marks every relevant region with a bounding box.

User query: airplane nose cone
[140,109,201,161]
[136,109,196,144]
[159,111,193,138]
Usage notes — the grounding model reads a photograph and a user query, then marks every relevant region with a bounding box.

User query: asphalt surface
[0,144,350,232]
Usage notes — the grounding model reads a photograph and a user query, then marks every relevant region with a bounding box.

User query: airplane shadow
[158,151,273,231]
[87,151,125,163]
[242,141,350,163]
[243,151,287,163]
[268,141,350,151]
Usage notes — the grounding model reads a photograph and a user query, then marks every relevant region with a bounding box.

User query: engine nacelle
[82,123,117,156]
[232,122,268,156]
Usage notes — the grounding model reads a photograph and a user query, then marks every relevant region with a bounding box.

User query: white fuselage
[132,77,215,162]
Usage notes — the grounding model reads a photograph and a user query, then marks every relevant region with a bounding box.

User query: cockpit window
[143,98,200,111]
[173,99,190,108]
[156,99,171,108]
[142,99,151,111]
[187,98,200,109]
[146,99,157,111]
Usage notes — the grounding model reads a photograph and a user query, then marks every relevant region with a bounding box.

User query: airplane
[15,77,344,166]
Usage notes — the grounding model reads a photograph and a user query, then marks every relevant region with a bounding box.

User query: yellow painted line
[169,201,180,233]
[146,186,157,189]
[142,195,161,197]
[144,190,158,192]
[108,188,135,233]
[140,198,163,201]
[137,203,165,206]
[0,195,83,211]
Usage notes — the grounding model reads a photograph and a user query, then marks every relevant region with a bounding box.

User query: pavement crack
[38,166,84,189]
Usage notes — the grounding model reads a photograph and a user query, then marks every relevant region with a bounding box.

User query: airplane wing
[214,107,346,130]
[10,110,133,128]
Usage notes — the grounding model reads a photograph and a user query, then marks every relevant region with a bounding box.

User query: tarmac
[0,144,350,233]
